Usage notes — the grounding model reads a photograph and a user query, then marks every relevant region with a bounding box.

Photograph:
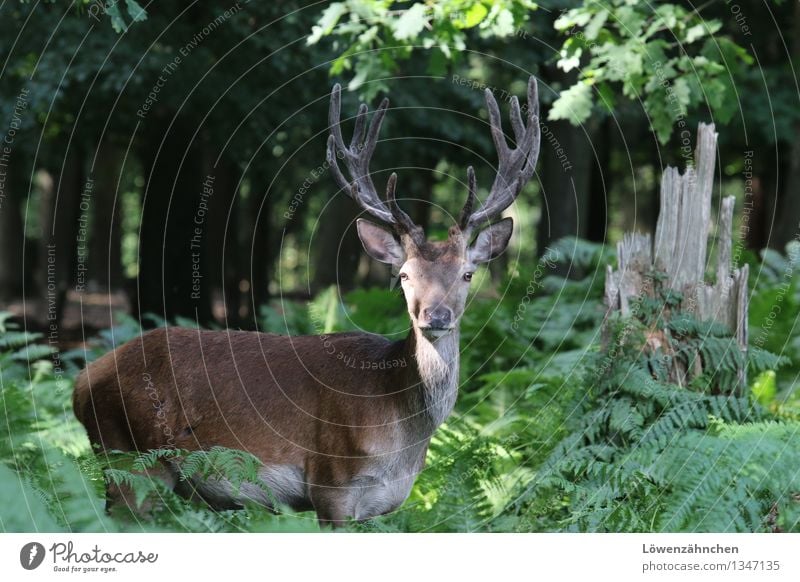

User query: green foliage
[308,0,749,146]
[0,317,110,532]
[133,446,265,493]
[259,300,317,336]
[104,446,280,516]
[103,0,148,32]
[747,242,800,416]
[3,237,800,532]
[548,80,592,125]
[552,0,751,143]
[751,370,777,407]
[509,272,800,532]
[308,0,536,99]
[648,422,800,532]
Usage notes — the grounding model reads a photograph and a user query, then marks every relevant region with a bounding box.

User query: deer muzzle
[419,305,454,337]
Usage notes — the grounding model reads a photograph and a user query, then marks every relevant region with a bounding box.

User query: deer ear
[468,217,513,264]
[357,219,405,266]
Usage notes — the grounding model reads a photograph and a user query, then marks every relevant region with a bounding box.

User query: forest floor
[1,290,129,346]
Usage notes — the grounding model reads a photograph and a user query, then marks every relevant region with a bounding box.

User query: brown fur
[73,326,442,520]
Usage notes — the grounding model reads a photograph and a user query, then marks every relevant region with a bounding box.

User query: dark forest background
[1,0,797,335]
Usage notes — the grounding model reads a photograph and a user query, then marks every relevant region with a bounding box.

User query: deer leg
[310,475,398,527]
[309,483,360,528]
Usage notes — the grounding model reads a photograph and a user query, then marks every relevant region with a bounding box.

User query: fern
[4,238,800,534]
[749,345,791,373]
[178,447,264,490]
[0,330,42,350]
[509,270,796,532]
[259,300,315,336]
[363,424,522,532]
[639,422,800,532]
[104,446,274,512]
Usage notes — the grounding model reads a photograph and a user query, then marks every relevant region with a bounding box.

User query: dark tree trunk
[586,118,610,243]
[535,118,593,258]
[248,180,272,320]
[746,144,779,251]
[87,144,124,292]
[137,121,211,325]
[410,171,434,234]
[0,161,25,301]
[39,148,85,325]
[204,156,241,326]
[312,190,361,293]
[773,140,800,251]
[536,65,594,264]
[771,0,800,251]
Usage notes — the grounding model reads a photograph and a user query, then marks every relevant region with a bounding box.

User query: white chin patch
[421,328,450,340]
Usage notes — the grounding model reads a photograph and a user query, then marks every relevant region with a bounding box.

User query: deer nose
[422,306,452,328]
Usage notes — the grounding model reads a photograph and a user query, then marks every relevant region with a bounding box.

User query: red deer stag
[73,77,540,526]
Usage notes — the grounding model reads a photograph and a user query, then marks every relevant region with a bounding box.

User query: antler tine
[385,172,418,236]
[484,88,510,166]
[459,166,477,231]
[350,103,368,151]
[463,76,541,231]
[327,83,400,226]
[522,76,541,183]
[328,83,346,150]
[326,134,393,223]
[509,96,524,143]
[364,97,389,159]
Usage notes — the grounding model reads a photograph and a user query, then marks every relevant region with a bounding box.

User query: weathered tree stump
[604,123,748,392]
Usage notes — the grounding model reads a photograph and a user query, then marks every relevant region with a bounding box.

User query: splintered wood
[604,123,748,391]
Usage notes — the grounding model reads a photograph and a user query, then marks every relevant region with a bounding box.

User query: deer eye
[399,273,409,281]
[463,272,474,282]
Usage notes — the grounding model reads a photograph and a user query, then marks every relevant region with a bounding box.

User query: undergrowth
[1,238,799,532]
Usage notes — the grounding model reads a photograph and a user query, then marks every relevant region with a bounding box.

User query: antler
[327,84,418,236]
[460,76,540,234]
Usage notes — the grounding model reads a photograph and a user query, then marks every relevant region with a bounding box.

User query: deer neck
[405,326,460,429]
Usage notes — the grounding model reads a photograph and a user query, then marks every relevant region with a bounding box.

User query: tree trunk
[137,121,212,325]
[248,178,272,320]
[605,124,748,393]
[0,161,25,301]
[410,172,434,234]
[87,143,124,292]
[204,156,241,326]
[774,151,800,251]
[587,118,610,243]
[39,148,85,326]
[771,0,800,250]
[536,118,594,258]
[745,153,776,252]
[312,192,361,293]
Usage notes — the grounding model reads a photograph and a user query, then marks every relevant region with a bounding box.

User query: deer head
[327,78,540,341]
